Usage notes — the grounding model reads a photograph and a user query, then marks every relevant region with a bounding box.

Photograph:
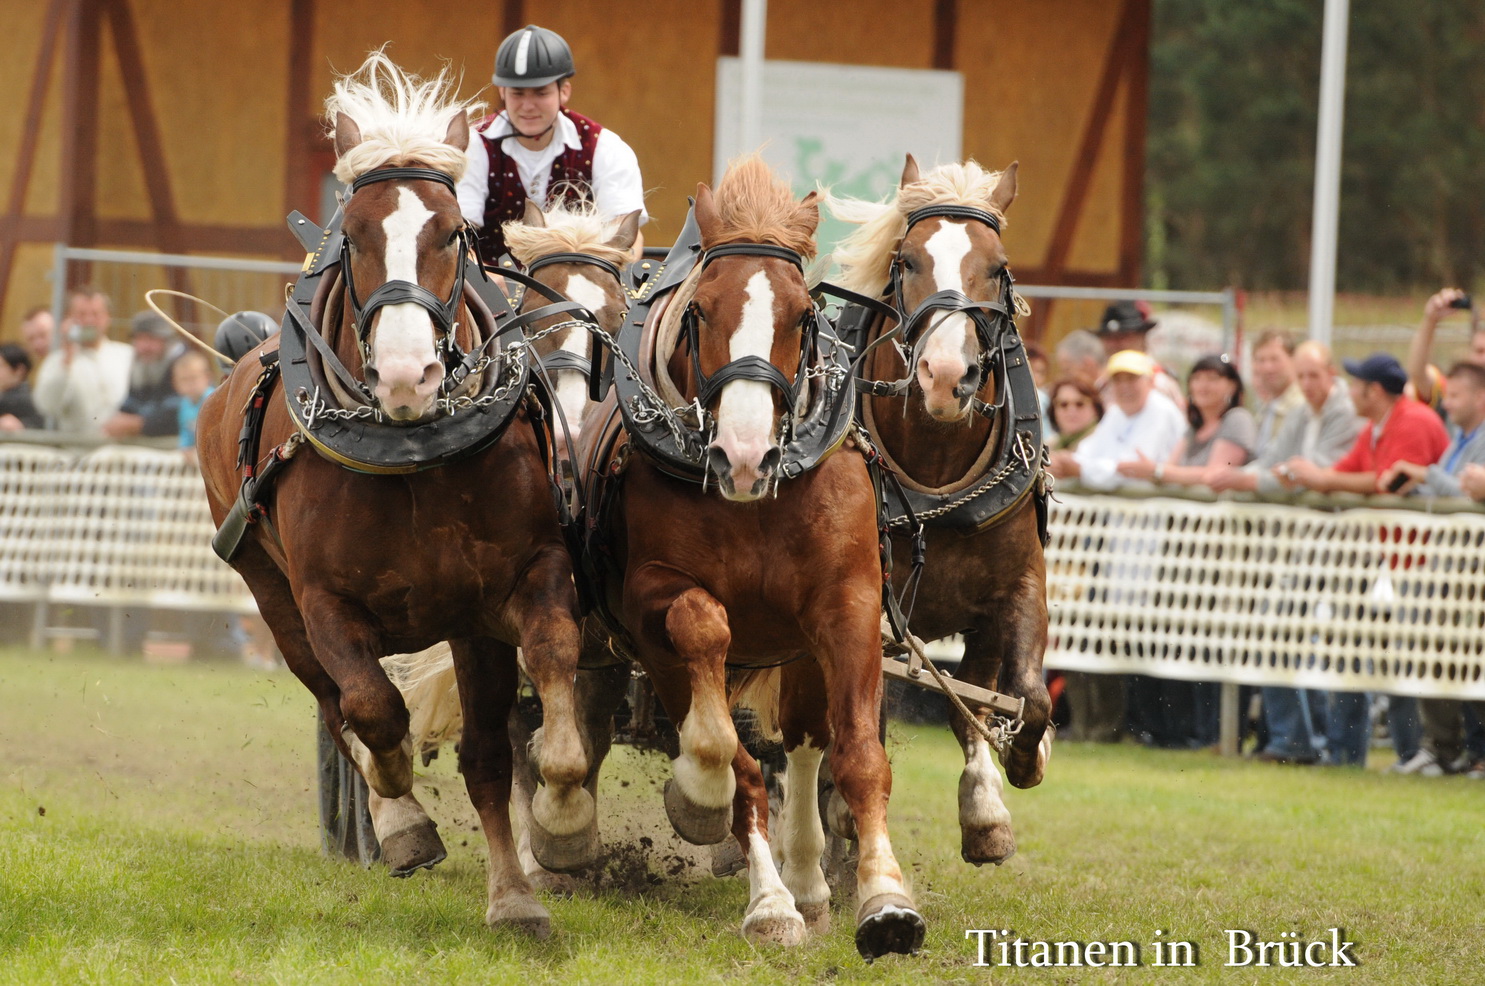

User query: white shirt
[457,111,648,226]
[1073,389,1187,490]
[32,338,134,434]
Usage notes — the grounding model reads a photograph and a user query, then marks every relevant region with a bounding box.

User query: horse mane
[325,50,482,185]
[709,155,819,259]
[502,199,634,268]
[825,160,1012,296]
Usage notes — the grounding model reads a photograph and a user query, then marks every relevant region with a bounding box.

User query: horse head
[892,155,1018,422]
[505,201,639,451]
[328,54,476,423]
[681,159,820,501]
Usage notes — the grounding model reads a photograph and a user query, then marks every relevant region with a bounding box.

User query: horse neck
[864,316,995,487]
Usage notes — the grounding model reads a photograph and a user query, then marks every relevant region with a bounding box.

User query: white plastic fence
[1045,492,1485,699]
[0,444,255,623]
[4,443,1485,699]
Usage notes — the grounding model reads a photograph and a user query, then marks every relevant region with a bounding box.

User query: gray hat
[130,311,174,339]
[493,25,575,88]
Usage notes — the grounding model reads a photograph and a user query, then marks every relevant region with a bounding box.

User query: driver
[457,24,648,267]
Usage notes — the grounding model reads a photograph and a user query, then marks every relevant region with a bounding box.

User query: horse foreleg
[820,605,926,960]
[512,662,628,890]
[654,588,739,846]
[300,589,413,799]
[953,631,1017,865]
[448,637,549,936]
[777,661,832,935]
[506,549,595,872]
[993,568,1053,790]
[730,738,805,945]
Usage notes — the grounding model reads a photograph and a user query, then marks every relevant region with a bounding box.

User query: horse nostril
[364,366,381,391]
[954,364,983,399]
[918,358,934,381]
[421,362,444,389]
[759,445,783,475]
[707,445,731,477]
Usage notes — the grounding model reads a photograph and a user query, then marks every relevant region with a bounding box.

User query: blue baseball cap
[1342,352,1408,395]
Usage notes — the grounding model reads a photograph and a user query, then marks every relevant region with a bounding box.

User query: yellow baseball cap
[1106,349,1156,378]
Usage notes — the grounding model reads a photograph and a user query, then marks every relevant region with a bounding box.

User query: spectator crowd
[1041,296,1485,779]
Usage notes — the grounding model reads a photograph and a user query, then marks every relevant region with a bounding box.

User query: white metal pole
[1308,0,1350,345]
[739,0,767,154]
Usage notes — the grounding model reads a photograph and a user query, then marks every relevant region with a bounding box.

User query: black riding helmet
[214,311,278,362]
[492,24,575,88]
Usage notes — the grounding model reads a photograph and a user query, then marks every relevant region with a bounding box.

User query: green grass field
[1,647,1480,985]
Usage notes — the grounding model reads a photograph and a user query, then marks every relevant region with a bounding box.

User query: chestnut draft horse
[197,54,593,936]
[826,157,1053,865]
[579,157,925,958]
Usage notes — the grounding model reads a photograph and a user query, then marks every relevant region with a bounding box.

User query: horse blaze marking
[921,221,973,370]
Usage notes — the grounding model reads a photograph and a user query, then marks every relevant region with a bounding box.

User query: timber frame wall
[1,0,1149,341]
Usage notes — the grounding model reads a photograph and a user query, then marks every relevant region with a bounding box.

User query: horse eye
[902,258,916,273]
[446,230,460,247]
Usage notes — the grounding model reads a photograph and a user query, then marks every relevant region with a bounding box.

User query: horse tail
[380,643,463,755]
[729,668,782,743]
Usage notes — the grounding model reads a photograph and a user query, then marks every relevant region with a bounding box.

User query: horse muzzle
[365,359,445,422]
[706,441,783,502]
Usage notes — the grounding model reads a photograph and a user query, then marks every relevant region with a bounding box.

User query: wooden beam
[1029,0,1144,336]
[1119,0,1151,285]
[283,0,316,219]
[0,0,67,318]
[503,0,525,38]
[718,0,741,57]
[104,0,186,266]
[932,0,957,70]
[1,214,294,256]
[58,0,102,252]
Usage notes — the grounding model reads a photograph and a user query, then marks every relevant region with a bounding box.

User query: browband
[904,204,1001,235]
[526,251,625,284]
[701,242,806,270]
[350,167,458,196]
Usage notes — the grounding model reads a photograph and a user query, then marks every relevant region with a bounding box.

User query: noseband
[683,243,819,413]
[518,252,626,378]
[339,166,470,378]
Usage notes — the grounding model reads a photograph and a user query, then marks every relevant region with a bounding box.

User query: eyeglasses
[1054,398,1092,409]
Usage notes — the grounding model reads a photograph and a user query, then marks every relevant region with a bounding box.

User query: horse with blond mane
[571,156,925,958]
[197,53,598,936]
[825,156,1053,866]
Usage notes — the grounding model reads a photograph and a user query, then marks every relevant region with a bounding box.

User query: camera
[1449,294,1472,310]
[1386,471,1411,493]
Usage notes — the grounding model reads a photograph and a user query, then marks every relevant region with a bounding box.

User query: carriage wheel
[316,716,381,867]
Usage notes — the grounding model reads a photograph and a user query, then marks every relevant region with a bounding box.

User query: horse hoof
[382,818,447,877]
[742,905,806,946]
[528,820,598,874]
[798,901,831,936]
[854,893,926,960]
[487,896,552,938]
[710,838,747,878]
[960,826,1016,866]
[663,778,731,845]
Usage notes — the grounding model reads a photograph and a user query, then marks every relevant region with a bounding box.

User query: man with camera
[1407,288,1485,408]
[31,286,133,434]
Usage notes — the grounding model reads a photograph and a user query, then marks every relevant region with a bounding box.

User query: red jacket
[1332,395,1449,474]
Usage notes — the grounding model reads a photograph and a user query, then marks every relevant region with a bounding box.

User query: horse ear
[990,161,1019,215]
[608,210,641,252]
[334,112,363,158]
[695,183,719,246]
[444,111,470,152]
[523,200,546,228]
[797,189,821,237]
[900,154,921,188]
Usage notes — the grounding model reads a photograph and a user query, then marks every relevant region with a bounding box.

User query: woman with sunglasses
[1047,377,1104,452]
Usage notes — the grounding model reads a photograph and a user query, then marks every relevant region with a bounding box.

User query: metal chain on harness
[886,429,1040,529]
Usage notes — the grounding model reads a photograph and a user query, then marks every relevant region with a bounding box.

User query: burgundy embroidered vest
[476,109,602,267]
